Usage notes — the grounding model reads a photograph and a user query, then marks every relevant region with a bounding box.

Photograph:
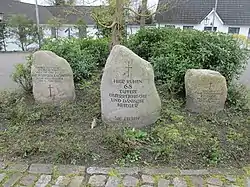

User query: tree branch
[91,13,117,29]
[124,7,157,17]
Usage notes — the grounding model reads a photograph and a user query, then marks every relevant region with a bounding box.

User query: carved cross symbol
[126,61,132,78]
[209,82,212,89]
[48,85,53,97]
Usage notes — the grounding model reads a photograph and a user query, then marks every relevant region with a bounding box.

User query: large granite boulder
[185,69,227,113]
[31,50,75,103]
[101,45,161,127]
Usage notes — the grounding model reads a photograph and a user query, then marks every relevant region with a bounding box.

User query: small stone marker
[31,50,75,103]
[101,45,161,127]
[185,69,227,113]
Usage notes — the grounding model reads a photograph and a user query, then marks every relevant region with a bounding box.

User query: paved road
[0,53,250,91]
[239,60,250,87]
[0,53,28,91]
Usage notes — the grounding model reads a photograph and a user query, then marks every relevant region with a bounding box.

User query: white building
[155,0,250,38]
[0,0,142,51]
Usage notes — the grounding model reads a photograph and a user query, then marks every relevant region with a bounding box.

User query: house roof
[0,0,54,24]
[155,0,250,26]
[46,6,95,25]
[0,0,96,25]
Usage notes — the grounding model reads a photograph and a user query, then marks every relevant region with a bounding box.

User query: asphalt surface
[0,52,28,91]
[239,61,250,88]
[0,52,250,91]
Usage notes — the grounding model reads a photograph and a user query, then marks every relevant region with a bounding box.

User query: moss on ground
[0,75,250,169]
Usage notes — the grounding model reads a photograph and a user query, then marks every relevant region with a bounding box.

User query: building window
[204,26,217,31]
[165,25,175,28]
[228,27,240,34]
[183,26,194,29]
[204,17,210,25]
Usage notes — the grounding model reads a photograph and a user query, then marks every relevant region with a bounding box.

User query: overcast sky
[20,0,159,10]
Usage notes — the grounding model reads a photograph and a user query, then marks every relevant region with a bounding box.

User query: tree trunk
[110,0,124,49]
[21,42,25,51]
[140,0,147,28]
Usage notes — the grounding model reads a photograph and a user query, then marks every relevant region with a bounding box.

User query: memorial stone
[101,45,161,127]
[31,50,75,103]
[185,69,227,113]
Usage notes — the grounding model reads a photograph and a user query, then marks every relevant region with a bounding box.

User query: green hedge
[41,38,109,82]
[127,28,250,94]
[12,29,250,98]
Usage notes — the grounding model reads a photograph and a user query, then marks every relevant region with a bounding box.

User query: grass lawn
[0,74,250,169]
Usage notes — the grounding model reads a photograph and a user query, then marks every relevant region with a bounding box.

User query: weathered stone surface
[29,164,53,174]
[68,176,84,187]
[207,177,223,186]
[105,176,121,187]
[208,168,244,175]
[123,176,139,187]
[52,176,71,187]
[88,175,107,187]
[173,177,187,187]
[101,45,161,127]
[87,167,112,175]
[7,163,29,172]
[20,174,37,186]
[0,162,7,169]
[191,176,204,187]
[3,173,22,187]
[54,176,65,185]
[225,175,236,182]
[31,50,75,103]
[185,69,227,113]
[87,167,139,175]
[180,169,209,175]
[115,167,139,175]
[246,178,250,187]
[158,179,170,187]
[142,167,178,175]
[34,174,51,187]
[141,175,154,184]
[0,173,6,183]
[56,165,85,175]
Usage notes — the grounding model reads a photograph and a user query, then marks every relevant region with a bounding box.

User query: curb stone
[0,162,249,187]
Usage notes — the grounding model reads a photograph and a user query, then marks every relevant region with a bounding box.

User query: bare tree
[48,0,188,48]
[140,0,147,28]
[91,0,188,48]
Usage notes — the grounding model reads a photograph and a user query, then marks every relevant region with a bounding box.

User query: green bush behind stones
[41,38,109,82]
[127,28,250,94]
[11,38,110,91]
[12,28,250,105]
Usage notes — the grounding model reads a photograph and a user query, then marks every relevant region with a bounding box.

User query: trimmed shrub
[12,54,33,93]
[41,38,109,82]
[127,28,250,94]
[226,83,250,110]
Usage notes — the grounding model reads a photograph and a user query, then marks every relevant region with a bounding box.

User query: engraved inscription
[115,116,140,122]
[109,79,147,109]
[196,91,221,103]
[32,66,70,83]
